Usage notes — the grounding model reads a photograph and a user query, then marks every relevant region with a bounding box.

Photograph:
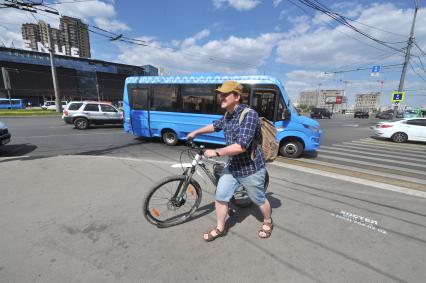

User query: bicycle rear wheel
[143,175,202,228]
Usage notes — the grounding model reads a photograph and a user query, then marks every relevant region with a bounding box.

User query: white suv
[63,101,123,130]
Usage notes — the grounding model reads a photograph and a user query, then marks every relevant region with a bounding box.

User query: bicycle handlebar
[186,138,206,155]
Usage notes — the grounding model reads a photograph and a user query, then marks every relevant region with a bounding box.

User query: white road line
[294,158,426,185]
[333,142,419,157]
[303,155,426,175]
[359,138,426,149]
[0,155,29,161]
[317,149,425,168]
[321,145,426,163]
[348,141,426,154]
[79,155,175,164]
[272,162,426,198]
[356,141,426,153]
[13,132,127,139]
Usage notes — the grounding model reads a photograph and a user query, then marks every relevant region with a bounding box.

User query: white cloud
[273,0,282,8]
[117,32,283,75]
[93,18,130,32]
[180,29,211,48]
[286,70,333,80]
[213,0,261,11]
[276,4,426,68]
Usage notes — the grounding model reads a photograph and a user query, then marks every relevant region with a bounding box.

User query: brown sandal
[258,218,273,239]
[203,227,225,242]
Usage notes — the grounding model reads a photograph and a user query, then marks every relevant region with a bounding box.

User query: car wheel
[162,130,178,146]
[391,132,408,143]
[74,118,89,130]
[280,140,304,158]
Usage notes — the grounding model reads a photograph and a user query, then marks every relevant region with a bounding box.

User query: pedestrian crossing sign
[391,91,405,102]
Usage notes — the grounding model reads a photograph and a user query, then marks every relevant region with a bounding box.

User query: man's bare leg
[203,200,228,240]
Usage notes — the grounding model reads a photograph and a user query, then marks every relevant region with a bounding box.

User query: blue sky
[1,0,426,108]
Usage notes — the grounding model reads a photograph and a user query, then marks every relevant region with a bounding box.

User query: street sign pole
[395,0,419,118]
[47,26,62,113]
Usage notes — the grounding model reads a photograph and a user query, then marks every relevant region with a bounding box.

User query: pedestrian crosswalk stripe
[359,138,426,150]
[350,140,426,153]
[317,149,425,168]
[296,158,426,185]
[307,154,426,175]
[339,142,425,156]
[321,145,426,163]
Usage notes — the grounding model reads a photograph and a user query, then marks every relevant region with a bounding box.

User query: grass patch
[0,109,62,116]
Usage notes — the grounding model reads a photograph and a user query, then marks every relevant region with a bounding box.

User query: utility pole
[1,67,12,109]
[94,66,100,102]
[395,0,419,118]
[47,26,62,112]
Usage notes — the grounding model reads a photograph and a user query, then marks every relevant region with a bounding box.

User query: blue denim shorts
[215,167,267,206]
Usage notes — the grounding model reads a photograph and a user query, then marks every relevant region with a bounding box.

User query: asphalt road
[0,115,378,158]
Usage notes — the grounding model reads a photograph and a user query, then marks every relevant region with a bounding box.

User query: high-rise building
[21,16,91,58]
[355,92,381,112]
[21,23,40,50]
[60,16,90,58]
[298,90,318,107]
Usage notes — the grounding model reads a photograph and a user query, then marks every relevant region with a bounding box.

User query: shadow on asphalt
[0,143,37,162]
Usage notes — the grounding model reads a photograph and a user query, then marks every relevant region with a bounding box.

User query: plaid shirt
[213,104,265,177]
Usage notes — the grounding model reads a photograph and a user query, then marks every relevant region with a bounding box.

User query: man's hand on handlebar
[186,131,197,141]
[204,149,217,158]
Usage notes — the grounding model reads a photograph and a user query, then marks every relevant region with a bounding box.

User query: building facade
[298,90,318,107]
[317,89,346,113]
[21,16,91,58]
[0,47,157,106]
[354,92,380,112]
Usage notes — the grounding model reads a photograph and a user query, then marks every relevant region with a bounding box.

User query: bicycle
[143,140,269,228]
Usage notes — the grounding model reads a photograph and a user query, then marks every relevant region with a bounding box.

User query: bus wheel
[162,130,178,146]
[280,140,303,158]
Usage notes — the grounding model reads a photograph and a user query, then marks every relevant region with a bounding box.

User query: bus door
[130,87,152,137]
[251,88,289,132]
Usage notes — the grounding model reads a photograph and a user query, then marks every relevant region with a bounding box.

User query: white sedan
[372,118,426,143]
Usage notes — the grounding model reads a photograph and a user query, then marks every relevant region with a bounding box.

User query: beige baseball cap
[216,80,243,94]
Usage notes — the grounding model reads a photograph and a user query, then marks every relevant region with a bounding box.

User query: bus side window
[251,90,276,121]
[181,84,215,114]
[276,98,287,121]
[151,85,178,112]
[130,88,149,110]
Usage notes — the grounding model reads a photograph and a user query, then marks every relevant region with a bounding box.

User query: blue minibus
[0,98,25,109]
[122,75,322,158]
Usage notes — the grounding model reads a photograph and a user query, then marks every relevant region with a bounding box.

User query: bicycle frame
[173,151,220,203]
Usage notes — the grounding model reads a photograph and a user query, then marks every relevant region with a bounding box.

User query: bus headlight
[304,124,320,132]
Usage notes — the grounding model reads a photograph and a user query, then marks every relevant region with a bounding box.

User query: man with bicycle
[187,81,273,241]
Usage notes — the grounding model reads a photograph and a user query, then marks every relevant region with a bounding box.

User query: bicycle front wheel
[143,175,202,228]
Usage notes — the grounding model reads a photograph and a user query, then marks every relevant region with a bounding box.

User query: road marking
[331,210,387,235]
[0,155,29,161]
[359,138,426,149]
[342,124,359,127]
[272,161,426,198]
[320,145,426,163]
[348,141,426,154]
[332,143,423,158]
[294,158,426,185]
[317,149,425,167]
[78,155,175,164]
[13,132,127,139]
[303,155,426,175]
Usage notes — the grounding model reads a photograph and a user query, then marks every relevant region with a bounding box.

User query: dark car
[310,108,332,119]
[375,110,403,119]
[0,121,11,146]
[354,111,369,118]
